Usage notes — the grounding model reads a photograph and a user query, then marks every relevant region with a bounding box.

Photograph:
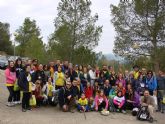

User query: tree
[111,0,165,73]
[0,22,13,54]
[15,17,46,63]
[49,0,102,63]
[15,17,41,57]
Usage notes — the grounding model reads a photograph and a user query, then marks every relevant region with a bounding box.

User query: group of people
[4,58,165,121]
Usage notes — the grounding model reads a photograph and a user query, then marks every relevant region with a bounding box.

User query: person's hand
[67,95,72,100]
[118,105,121,109]
[82,106,85,111]
[95,107,98,111]
[118,103,120,106]
[142,103,148,106]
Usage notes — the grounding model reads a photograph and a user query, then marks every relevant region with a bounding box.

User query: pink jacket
[5,68,16,85]
[95,95,109,110]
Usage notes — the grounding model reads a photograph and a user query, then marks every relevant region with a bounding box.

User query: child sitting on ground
[77,93,89,112]
[113,90,126,113]
[95,90,109,111]
[34,80,44,107]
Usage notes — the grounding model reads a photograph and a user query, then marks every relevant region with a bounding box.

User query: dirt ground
[0,70,164,124]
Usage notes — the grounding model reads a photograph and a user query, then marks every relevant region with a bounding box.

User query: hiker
[58,78,75,113]
[5,60,16,107]
[77,93,89,112]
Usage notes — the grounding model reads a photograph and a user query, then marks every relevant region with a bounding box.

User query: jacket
[95,95,109,110]
[18,71,31,92]
[146,76,157,91]
[85,86,93,99]
[5,68,16,86]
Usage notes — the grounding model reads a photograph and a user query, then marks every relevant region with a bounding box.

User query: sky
[0,0,119,54]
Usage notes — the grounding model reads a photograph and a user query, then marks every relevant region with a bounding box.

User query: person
[88,66,96,87]
[34,64,46,87]
[43,64,50,80]
[117,82,126,96]
[140,90,156,120]
[102,65,110,80]
[113,90,126,113]
[32,59,38,71]
[156,70,165,113]
[79,66,90,88]
[93,81,100,96]
[146,70,157,95]
[84,82,93,100]
[54,66,65,90]
[14,58,23,104]
[34,80,44,107]
[133,65,140,80]
[42,77,54,105]
[58,78,75,113]
[71,78,82,100]
[95,90,109,111]
[103,80,111,97]
[49,61,55,79]
[18,64,33,112]
[68,63,78,83]
[77,93,89,112]
[125,84,140,110]
[109,70,117,86]
[5,60,16,107]
[116,73,126,88]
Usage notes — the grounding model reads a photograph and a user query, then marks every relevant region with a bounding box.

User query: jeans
[14,90,20,102]
[22,92,31,109]
[7,86,14,102]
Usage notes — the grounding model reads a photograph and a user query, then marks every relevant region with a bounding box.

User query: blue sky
[0,0,119,54]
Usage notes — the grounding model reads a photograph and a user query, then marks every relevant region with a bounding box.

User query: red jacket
[85,87,93,99]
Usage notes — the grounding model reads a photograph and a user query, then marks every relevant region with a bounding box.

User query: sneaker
[22,108,27,112]
[6,102,15,107]
[17,101,22,104]
[116,109,120,112]
[70,109,75,113]
[27,107,32,111]
[122,110,126,114]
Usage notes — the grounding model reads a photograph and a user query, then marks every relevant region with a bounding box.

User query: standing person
[14,58,23,104]
[140,90,156,120]
[43,64,50,80]
[32,59,38,71]
[79,66,90,88]
[146,70,157,95]
[88,66,96,87]
[5,61,16,107]
[102,65,110,80]
[63,60,69,73]
[54,66,65,90]
[116,73,126,88]
[68,63,78,82]
[18,64,33,112]
[34,64,46,87]
[49,61,55,79]
[58,78,75,113]
[103,80,111,97]
[133,65,140,80]
[109,70,117,86]
[157,70,165,113]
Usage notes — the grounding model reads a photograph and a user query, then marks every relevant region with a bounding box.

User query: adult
[140,90,156,120]
[54,66,65,90]
[88,66,96,87]
[14,58,23,104]
[58,78,75,113]
[5,61,16,107]
[146,70,157,95]
[116,73,126,88]
[18,64,33,112]
[34,64,46,87]
[157,70,165,113]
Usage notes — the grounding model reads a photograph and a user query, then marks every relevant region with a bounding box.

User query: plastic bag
[29,95,36,106]
[14,80,20,91]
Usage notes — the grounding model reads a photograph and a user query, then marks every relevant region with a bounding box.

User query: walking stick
[83,109,87,120]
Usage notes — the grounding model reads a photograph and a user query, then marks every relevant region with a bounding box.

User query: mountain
[104,53,123,61]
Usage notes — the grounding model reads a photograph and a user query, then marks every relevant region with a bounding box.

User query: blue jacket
[146,76,157,91]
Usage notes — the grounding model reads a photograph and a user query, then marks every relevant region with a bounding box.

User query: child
[77,93,89,112]
[42,77,54,105]
[95,90,109,111]
[113,90,126,113]
[88,97,95,111]
[103,80,111,97]
[117,82,126,96]
[85,82,93,99]
[34,80,44,107]
[93,81,100,96]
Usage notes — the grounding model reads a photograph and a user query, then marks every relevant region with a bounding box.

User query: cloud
[0,0,119,54]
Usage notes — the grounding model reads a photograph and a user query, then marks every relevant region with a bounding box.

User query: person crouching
[77,93,89,112]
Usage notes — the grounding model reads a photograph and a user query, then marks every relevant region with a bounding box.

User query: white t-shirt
[113,96,125,103]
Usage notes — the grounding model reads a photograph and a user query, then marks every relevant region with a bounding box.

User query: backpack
[137,106,149,120]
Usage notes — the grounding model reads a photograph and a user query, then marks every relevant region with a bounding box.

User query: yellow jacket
[78,98,88,106]
[54,72,65,86]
